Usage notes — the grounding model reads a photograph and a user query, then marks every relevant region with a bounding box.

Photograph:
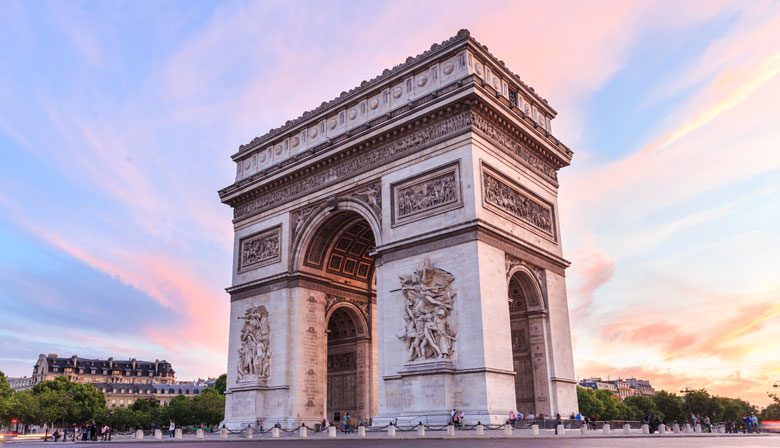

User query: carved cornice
[228,106,473,221]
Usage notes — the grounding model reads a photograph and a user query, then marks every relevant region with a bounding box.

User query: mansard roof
[42,354,174,374]
[236,29,557,156]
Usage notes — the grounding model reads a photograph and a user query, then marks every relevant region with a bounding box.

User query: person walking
[169,421,175,438]
[554,414,563,434]
[752,413,759,434]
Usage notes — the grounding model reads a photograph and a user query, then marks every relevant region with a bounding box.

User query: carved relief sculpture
[483,170,554,235]
[237,305,271,383]
[239,227,281,271]
[397,258,458,361]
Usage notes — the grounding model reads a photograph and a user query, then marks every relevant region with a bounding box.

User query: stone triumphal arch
[218,30,578,428]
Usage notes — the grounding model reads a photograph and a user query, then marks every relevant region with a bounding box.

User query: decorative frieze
[236,305,271,383]
[233,111,472,220]
[327,352,357,371]
[238,226,281,272]
[472,112,558,182]
[482,167,554,237]
[346,180,382,218]
[391,162,462,226]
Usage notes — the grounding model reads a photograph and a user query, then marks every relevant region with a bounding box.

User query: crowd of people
[49,421,111,442]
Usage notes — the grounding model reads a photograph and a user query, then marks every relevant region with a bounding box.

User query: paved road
[5,435,779,448]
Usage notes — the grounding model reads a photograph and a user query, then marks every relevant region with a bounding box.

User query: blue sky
[1,0,779,405]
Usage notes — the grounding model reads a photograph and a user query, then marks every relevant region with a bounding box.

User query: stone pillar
[447,425,455,436]
[658,424,665,434]
[245,426,253,439]
[174,428,182,439]
[475,423,484,436]
[695,423,701,433]
[357,426,366,437]
[556,424,565,435]
[531,424,539,435]
[416,423,425,437]
[602,423,611,434]
[299,425,307,438]
[220,427,228,439]
[154,429,162,439]
[641,424,649,434]
[387,425,396,437]
[272,427,280,438]
[623,424,631,434]
[684,423,692,433]
[328,426,336,437]
[673,423,680,433]
[196,428,204,439]
[580,425,588,435]
[503,424,512,436]
[135,429,143,440]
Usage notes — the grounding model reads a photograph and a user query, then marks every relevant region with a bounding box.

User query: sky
[1,0,779,407]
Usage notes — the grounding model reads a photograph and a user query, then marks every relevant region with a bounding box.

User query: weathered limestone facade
[218,30,578,429]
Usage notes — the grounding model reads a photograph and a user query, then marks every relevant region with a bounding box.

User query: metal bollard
[272,427,280,438]
[641,424,649,434]
[603,423,611,434]
[658,424,665,434]
[475,423,484,436]
[135,429,144,440]
[154,429,162,439]
[447,424,455,436]
[220,427,228,439]
[387,425,396,437]
[299,425,308,438]
[504,424,512,436]
[417,423,425,437]
[623,424,631,434]
[531,424,539,435]
[328,426,336,437]
[556,424,565,436]
[174,428,182,439]
[196,428,204,439]
[358,426,366,437]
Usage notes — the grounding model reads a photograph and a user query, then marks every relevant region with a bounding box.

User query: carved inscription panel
[481,165,555,238]
[238,226,281,272]
[391,162,462,226]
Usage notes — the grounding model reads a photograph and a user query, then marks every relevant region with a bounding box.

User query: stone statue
[397,258,458,361]
[237,305,271,382]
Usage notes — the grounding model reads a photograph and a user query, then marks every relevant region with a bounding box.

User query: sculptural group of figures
[398,258,458,361]
[237,305,271,382]
[397,173,457,218]
[483,174,552,233]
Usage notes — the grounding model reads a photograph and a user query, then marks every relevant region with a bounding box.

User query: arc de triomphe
[218,29,578,428]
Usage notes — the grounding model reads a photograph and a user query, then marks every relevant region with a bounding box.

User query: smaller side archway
[506,266,550,416]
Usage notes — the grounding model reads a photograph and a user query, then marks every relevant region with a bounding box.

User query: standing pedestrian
[459,410,465,428]
[169,420,175,438]
[554,414,563,434]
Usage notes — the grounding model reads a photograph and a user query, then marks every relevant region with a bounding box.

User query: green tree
[192,388,225,427]
[0,371,12,426]
[761,403,780,420]
[164,395,192,427]
[595,389,621,420]
[576,387,604,419]
[9,390,40,427]
[214,374,227,395]
[32,376,106,425]
[106,406,136,431]
[624,395,661,420]
[652,390,686,424]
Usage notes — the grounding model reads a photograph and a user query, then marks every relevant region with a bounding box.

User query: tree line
[0,371,228,432]
[576,386,780,423]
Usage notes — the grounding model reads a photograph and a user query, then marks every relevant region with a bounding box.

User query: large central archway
[298,209,378,424]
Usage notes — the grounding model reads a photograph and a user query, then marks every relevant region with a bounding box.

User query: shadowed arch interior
[508,269,542,415]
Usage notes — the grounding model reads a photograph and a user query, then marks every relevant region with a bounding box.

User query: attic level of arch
[222,95,572,223]
[222,78,570,199]
[233,32,559,157]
